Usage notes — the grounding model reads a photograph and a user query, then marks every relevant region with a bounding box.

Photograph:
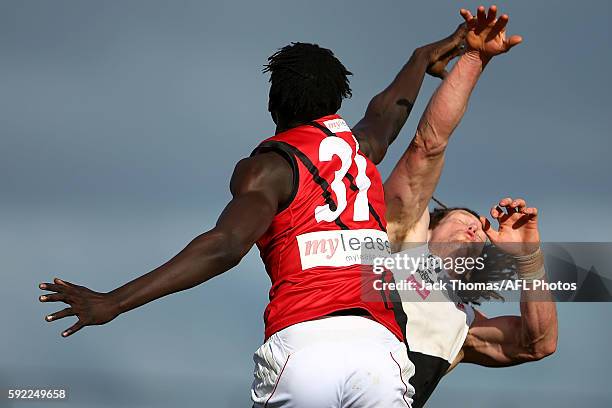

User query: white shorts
[251,315,415,408]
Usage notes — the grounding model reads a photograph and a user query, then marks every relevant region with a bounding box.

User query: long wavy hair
[429,200,517,305]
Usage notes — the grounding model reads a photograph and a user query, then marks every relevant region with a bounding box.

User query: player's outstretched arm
[461,198,558,366]
[351,23,468,164]
[38,152,293,337]
[385,5,522,246]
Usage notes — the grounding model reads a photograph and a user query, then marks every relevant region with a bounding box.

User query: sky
[1,1,611,407]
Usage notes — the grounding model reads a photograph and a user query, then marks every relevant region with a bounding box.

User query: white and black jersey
[390,245,475,408]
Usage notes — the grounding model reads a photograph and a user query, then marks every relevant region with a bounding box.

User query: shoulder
[231,152,293,194]
[230,151,295,211]
[352,125,387,164]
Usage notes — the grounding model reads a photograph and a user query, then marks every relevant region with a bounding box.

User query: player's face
[429,210,487,257]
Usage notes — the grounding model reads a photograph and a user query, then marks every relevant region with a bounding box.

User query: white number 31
[315,137,371,223]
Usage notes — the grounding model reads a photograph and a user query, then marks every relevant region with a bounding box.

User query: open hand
[39,278,120,337]
[460,5,522,61]
[480,197,540,256]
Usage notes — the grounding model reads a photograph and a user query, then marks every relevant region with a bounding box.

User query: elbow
[534,339,558,360]
[521,339,558,362]
[423,141,448,158]
[411,130,448,159]
[191,229,250,270]
[528,326,559,361]
[220,231,251,268]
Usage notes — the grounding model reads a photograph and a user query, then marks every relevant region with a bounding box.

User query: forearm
[352,48,432,163]
[108,229,241,315]
[39,153,288,338]
[362,48,431,143]
[516,251,558,359]
[385,53,485,238]
[414,51,484,152]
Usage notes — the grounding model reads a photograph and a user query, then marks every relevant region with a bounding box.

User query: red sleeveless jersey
[252,114,403,342]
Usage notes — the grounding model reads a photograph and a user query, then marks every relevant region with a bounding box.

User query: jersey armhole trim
[251,141,299,214]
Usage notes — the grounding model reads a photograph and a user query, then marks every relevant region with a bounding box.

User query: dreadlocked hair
[264,42,352,123]
[428,204,517,305]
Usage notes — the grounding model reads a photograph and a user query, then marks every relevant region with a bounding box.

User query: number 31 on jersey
[315,136,371,223]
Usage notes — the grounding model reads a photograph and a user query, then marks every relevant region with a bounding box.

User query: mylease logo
[296,229,391,270]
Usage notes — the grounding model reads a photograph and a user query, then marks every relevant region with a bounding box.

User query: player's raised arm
[385,5,522,246]
[461,198,558,366]
[351,23,468,164]
[38,152,293,337]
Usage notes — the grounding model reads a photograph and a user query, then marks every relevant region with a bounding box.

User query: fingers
[493,197,539,223]
[45,307,75,322]
[54,277,77,288]
[511,206,538,229]
[39,293,67,303]
[480,216,489,230]
[450,22,469,46]
[492,197,514,224]
[510,198,526,213]
[498,197,516,211]
[39,283,66,293]
[490,205,503,219]
[454,22,468,36]
[506,198,537,217]
[521,207,539,225]
[460,9,477,30]
[491,197,512,215]
[461,5,522,53]
[460,9,474,23]
[505,34,523,50]
[39,278,75,303]
[492,13,509,33]
[480,216,499,241]
[438,44,464,68]
[476,5,487,22]
[62,320,85,338]
[39,277,89,338]
[486,5,497,24]
[511,215,531,230]
[480,215,492,232]
[489,13,522,52]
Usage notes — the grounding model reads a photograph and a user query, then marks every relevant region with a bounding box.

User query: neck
[274,113,338,134]
[275,119,307,135]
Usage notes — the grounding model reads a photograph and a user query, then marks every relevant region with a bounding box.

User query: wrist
[462,50,491,69]
[413,45,435,64]
[514,247,545,281]
[105,290,125,317]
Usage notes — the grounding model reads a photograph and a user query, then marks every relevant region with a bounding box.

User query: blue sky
[2,1,611,407]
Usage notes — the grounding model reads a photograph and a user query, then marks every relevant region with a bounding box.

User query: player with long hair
[383,6,557,407]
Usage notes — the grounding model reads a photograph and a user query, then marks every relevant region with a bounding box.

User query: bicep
[215,192,278,253]
[351,121,391,164]
[216,153,293,256]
